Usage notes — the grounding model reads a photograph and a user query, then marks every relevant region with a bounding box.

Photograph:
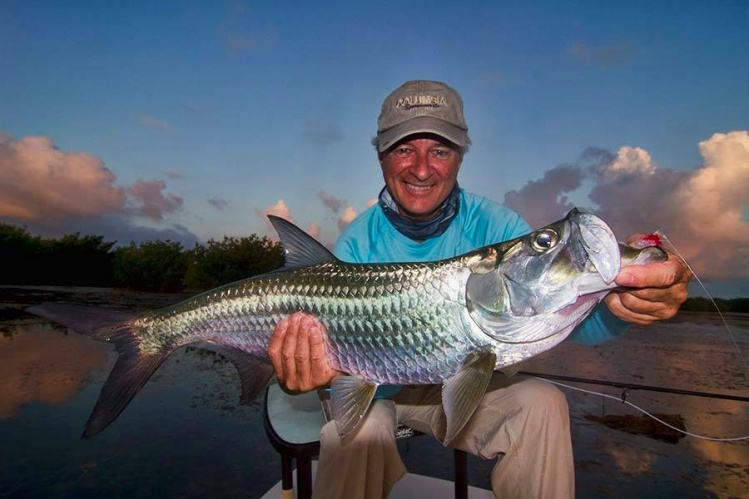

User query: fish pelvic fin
[441,351,496,446]
[268,215,337,269]
[329,375,378,442]
[83,329,168,438]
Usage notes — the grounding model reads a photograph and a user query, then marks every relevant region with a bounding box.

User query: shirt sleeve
[568,302,631,345]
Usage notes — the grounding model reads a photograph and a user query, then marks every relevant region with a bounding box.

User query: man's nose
[410,153,431,179]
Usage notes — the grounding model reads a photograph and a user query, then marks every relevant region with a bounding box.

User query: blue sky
[1,0,748,296]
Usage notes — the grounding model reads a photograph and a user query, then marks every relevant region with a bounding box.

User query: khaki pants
[312,375,574,499]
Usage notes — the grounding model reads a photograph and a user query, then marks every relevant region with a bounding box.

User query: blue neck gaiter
[378,184,460,240]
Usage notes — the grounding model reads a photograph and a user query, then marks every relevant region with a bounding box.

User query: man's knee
[501,378,570,432]
[320,400,397,448]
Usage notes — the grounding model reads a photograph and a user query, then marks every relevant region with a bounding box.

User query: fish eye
[530,230,558,252]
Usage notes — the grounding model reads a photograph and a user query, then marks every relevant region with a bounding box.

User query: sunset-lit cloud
[254,199,293,232]
[127,180,183,221]
[318,190,345,213]
[0,134,183,223]
[306,222,320,239]
[0,135,124,220]
[338,206,358,231]
[317,190,362,231]
[504,130,749,280]
[0,133,196,246]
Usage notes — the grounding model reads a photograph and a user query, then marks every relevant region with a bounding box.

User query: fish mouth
[570,209,621,285]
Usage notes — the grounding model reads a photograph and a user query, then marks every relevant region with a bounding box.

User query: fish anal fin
[330,375,378,442]
[441,351,496,446]
[195,342,274,404]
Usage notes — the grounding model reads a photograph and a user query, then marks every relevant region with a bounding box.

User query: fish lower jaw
[557,293,604,317]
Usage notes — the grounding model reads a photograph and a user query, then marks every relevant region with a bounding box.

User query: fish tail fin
[83,326,169,439]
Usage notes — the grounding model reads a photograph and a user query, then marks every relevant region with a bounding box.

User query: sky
[1,0,748,297]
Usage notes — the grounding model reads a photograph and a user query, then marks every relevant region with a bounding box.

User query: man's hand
[267,312,340,392]
[605,239,692,326]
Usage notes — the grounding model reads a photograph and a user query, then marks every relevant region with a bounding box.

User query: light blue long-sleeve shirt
[333,189,629,398]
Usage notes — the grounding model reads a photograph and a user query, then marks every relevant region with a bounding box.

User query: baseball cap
[374,80,470,152]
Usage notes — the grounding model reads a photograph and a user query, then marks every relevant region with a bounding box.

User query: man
[268,80,690,498]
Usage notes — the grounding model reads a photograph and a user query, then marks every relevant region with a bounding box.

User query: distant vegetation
[0,223,284,292]
[1,223,748,312]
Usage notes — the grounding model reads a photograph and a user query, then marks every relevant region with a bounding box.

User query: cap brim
[377,116,467,152]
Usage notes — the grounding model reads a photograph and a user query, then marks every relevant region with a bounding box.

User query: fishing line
[534,377,749,442]
[656,230,749,374]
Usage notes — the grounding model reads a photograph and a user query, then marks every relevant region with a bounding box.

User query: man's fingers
[294,315,312,389]
[616,255,689,289]
[267,312,334,392]
[308,320,333,386]
[268,317,288,381]
[281,313,301,387]
[604,293,658,325]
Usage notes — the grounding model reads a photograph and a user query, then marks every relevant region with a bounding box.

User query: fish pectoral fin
[330,375,378,442]
[441,351,496,446]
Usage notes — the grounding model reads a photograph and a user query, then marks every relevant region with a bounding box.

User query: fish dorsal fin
[329,375,378,441]
[268,215,337,268]
[441,351,496,446]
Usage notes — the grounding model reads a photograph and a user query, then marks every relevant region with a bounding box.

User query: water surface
[1,286,747,498]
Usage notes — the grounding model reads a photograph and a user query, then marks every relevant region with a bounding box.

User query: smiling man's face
[379,134,463,221]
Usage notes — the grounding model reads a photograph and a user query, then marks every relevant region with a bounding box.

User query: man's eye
[433,149,450,158]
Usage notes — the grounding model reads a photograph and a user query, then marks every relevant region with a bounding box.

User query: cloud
[317,190,361,231]
[504,131,749,280]
[318,190,345,213]
[254,199,293,231]
[163,170,186,180]
[0,135,125,220]
[0,133,196,245]
[504,165,585,227]
[222,1,277,52]
[569,42,634,67]
[338,206,358,231]
[307,222,320,239]
[127,180,183,221]
[208,197,229,210]
[303,121,345,145]
[138,114,176,132]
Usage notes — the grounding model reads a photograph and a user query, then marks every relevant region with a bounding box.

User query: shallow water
[0,286,747,498]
